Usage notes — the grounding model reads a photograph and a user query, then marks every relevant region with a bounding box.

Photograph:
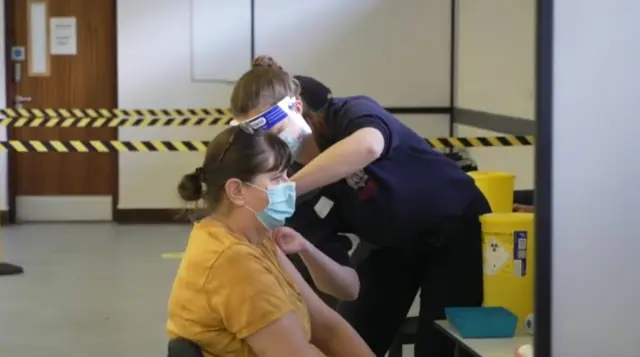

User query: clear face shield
[239,96,312,158]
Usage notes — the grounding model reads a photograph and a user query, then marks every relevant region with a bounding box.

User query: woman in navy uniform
[248,57,361,307]
[284,161,356,308]
[235,57,490,357]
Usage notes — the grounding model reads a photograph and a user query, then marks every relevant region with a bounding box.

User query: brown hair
[232,56,327,141]
[230,57,300,117]
[178,126,292,209]
[252,55,283,70]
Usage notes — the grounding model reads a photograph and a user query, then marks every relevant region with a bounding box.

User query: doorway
[4,0,118,222]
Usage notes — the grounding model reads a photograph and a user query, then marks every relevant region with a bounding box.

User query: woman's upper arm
[343,117,390,157]
[274,247,339,328]
[209,246,319,357]
[275,246,375,357]
[208,246,301,339]
[245,311,319,357]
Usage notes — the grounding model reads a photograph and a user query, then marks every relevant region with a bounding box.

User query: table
[435,320,532,357]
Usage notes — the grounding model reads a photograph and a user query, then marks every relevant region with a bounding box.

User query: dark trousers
[337,215,484,357]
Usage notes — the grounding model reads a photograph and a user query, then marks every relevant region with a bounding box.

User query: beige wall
[455,0,536,187]
[116,0,453,209]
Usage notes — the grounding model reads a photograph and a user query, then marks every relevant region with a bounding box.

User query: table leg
[454,343,462,357]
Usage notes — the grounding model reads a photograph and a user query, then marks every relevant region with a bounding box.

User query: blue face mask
[245,181,297,231]
[280,130,304,158]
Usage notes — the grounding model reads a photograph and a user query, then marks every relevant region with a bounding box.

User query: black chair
[167,338,203,357]
[388,316,418,357]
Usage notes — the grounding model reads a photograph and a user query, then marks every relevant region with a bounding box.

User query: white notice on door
[50,17,77,55]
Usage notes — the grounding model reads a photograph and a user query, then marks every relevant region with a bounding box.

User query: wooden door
[5,0,117,221]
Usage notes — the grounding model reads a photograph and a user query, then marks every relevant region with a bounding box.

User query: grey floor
[0,224,417,357]
[0,223,189,357]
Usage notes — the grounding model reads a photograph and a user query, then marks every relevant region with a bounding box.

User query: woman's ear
[224,178,246,206]
[293,98,304,115]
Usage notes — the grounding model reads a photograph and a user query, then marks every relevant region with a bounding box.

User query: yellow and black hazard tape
[0,136,534,152]
[428,135,534,149]
[0,116,235,128]
[0,108,232,119]
[0,140,209,152]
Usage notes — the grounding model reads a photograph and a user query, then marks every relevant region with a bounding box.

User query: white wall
[0,0,8,211]
[117,0,452,209]
[552,1,640,355]
[254,0,452,107]
[455,124,534,189]
[456,0,535,117]
[455,0,535,188]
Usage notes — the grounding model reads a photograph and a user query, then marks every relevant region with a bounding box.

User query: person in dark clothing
[248,56,361,305]
[285,162,355,309]
[514,189,535,212]
[235,56,491,357]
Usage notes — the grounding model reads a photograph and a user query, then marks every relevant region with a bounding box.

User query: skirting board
[16,195,112,222]
[1,209,190,224]
[113,209,191,224]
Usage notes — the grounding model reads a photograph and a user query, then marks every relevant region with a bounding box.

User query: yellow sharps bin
[469,171,515,213]
[481,212,535,331]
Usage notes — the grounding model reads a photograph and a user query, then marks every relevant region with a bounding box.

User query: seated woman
[166,125,373,357]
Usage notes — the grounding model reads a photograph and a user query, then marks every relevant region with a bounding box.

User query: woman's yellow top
[167,220,312,357]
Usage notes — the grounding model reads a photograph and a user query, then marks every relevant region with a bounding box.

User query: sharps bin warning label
[513,231,528,277]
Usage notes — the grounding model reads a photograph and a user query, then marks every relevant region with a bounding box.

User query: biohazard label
[484,237,511,276]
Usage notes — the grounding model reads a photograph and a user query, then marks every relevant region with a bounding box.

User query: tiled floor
[0,223,418,357]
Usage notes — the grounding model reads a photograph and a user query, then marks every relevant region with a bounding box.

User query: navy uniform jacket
[286,162,353,268]
[316,96,491,248]
[286,162,354,307]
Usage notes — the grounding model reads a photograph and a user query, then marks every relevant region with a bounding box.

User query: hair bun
[177,170,203,202]
[252,55,284,70]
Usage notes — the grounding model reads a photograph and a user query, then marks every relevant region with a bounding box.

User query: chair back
[167,338,203,357]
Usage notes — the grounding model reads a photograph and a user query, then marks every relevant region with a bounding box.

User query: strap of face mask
[243,181,267,193]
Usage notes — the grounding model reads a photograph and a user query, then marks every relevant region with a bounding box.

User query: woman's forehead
[235,105,271,123]
[238,113,288,135]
